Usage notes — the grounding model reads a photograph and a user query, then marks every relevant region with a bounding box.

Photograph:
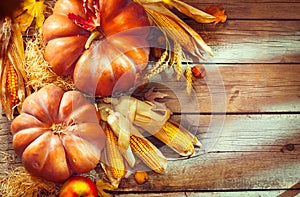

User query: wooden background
[1,0,300,196]
[118,0,300,196]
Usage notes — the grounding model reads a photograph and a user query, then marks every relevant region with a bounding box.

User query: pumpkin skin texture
[10,85,106,182]
[43,0,150,97]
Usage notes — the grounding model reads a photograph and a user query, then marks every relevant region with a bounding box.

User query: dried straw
[24,33,74,92]
[0,166,60,197]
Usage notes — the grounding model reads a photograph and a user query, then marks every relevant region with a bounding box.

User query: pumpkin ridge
[62,133,100,173]
[12,127,50,156]
[11,85,106,182]
[22,132,52,172]
[43,0,150,97]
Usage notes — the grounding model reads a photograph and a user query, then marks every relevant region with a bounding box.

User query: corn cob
[130,135,167,174]
[154,121,195,157]
[108,96,196,157]
[101,123,126,188]
[1,18,30,120]
[5,63,19,108]
[168,119,202,147]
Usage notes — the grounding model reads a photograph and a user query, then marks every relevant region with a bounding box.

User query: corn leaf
[171,0,217,24]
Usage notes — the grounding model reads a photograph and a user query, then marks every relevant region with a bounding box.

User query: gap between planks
[143,64,300,113]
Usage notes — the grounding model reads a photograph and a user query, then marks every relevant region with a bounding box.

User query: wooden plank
[189,20,300,63]
[1,114,299,191]
[0,116,11,176]
[115,114,300,192]
[115,190,295,197]
[144,64,300,113]
[181,0,300,19]
[118,151,299,191]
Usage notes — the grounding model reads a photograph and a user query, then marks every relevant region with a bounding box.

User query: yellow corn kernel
[169,120,202,147]
[102,123,126,187]
[154,121,195,157]
[130,135,167,174]
[6,63,19,107]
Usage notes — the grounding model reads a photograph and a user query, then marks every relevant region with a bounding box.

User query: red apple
[59,176,98,197]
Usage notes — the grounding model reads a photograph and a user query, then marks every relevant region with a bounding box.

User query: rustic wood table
[1,0,300,196]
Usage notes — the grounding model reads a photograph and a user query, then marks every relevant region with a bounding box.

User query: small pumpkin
[11,85,106,182]
[43,0,150,97]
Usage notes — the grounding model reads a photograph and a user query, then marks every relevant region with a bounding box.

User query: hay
[0,166,60,197]
[24,33,74,92]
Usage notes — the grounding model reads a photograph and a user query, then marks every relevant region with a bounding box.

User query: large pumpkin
[43,0,150,97]
[10,85,106,182]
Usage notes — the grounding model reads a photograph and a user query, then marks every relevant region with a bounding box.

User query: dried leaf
[144,87,169,110]
[13,0,46,32]
[204,4,227,24]
[135,0,220,24]
[144,87,168,102]
[96,179,115,197]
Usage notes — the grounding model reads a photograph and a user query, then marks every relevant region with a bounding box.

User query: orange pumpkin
[11,85,106,182]
[43,0,150,97]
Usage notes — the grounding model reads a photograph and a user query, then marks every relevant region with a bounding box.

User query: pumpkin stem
[85,30,105,49]
[51,123,65,135]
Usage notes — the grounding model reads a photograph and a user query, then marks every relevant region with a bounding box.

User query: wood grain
[189,20,300,63]
[144,64,300,113]
[0,0,300,196]
[115,114,300,192]
[1,114,299,192]
[116,190,297,197]
[181,0,300,19]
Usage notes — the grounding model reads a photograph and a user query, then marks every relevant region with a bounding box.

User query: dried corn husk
[98,102,168,174]
[0,17,31,120]
[100,122,127,188]
[136,0,222,24]
[106,96,199,156]
[98,103,137,167]
[105,96,171,135]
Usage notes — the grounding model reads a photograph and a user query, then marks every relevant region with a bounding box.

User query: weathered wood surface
[146,63,300,113]
[113,115,300,193]
[1,0,300,196]
[117,190,300,197]
[114,0,300,195]
[195,20,300,63]
[183,0,300,20]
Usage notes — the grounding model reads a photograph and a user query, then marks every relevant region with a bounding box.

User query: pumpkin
[43,0,150,97]
[10,85,106,182]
